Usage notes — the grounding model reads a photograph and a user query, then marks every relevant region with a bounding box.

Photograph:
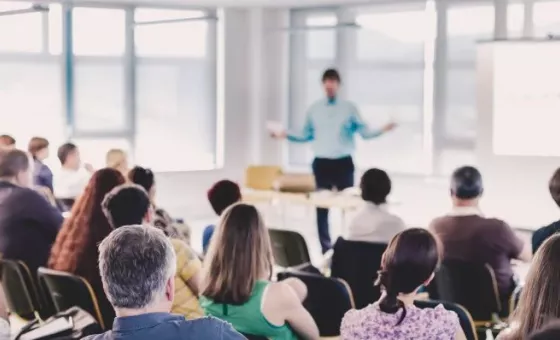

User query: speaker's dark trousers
[311,156,355,253]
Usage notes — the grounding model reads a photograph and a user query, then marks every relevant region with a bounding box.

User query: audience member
[0,149,63,273]
[0,135,15,149]
[532,167,560,253]
[28,136,53,192]
[346,168,405,243]
[528,321,560,340]
[202,179,241,253]
[429,166,531,302]
[49,168,125,328]
[105,148,129,178]
[129,166,190,244]
[83,226,243,340]
[102,184,204,319]
[200,203,319,340]
[497,234,560,340]
[341,228,466,340]
[54,142,94,209]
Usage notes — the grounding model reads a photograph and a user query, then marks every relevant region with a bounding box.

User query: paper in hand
[266,121,285,134]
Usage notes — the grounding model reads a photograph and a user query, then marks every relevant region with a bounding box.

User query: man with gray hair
[83,225,243,340]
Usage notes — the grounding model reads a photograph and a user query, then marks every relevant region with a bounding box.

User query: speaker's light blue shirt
[287,98,383,159]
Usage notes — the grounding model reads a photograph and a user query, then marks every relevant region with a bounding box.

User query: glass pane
[305,15,336,60]
[348,68,426,173]
[71,138,131,170]
[0,62,65,158]
[437,148,476,175]
[0,2,42,53]
[135,61,216,171]
[48,4,63,55]
[74,63,127,132]
[448,5,494,63]
[135,9,208,57]
[445,67,477,140]
[356,9,427,62]
[534,2,560,38]
[508,4,525,38]
[72,8,125,56]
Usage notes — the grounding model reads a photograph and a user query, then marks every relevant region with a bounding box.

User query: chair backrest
[277,271,354,337]
[241,333,269,340]
[433,259,501,322]
[0,259,44,320]
[37,267,106,330]
[268,229,311,268]
[415,299,478,340]
[245,166,282,191]
[331,237,387,309]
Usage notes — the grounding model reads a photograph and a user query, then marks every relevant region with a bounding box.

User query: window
[134,8,217,171]
[72,8,125,56]
[71,138,131,169]
[533,1,560,38]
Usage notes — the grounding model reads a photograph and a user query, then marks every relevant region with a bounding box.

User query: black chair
[268,229,311,268]
[277,271,354,337]
[37,267,106,330]
[240,333,268,340]
[0,259,49,320]
[431,259,502,325]
[331,237,387,309]
[415,299,478,340]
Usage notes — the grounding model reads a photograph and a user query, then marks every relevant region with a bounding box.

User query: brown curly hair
[48,168,125,322]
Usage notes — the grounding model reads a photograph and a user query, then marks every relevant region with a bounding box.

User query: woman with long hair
[48,168,125,328]
[497,234,560,340]
[200,203,319,340]
[341,228,466,340]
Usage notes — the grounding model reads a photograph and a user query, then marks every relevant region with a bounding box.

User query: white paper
[266,121,285,134]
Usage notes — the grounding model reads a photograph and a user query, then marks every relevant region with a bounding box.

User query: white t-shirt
[346,202,406,243]
[53,168,91,199]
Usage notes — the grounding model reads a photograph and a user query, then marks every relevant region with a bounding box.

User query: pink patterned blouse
[341,303,460,340]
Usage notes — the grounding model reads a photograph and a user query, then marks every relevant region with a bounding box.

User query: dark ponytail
[376,270,407,325]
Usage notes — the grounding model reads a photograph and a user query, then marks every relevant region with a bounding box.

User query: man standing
[271,69,396,253]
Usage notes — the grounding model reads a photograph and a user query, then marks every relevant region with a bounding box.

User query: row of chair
[1,259,105,329]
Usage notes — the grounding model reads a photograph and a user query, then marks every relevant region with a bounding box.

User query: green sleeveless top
[200,281,299,340]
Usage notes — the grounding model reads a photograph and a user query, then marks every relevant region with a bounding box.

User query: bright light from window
[48,4,63,55]
[448,6,494,36]
[0,1,42,53]
[72,8,125,56]
[357,11,428,43]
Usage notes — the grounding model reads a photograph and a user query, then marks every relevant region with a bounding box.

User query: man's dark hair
[0,135,16,146]
[549,168,560,208]
[0,149,29,178]
[530,321,560,340]
[322,68,341,83]
[450,166,483,200]
[57,142,77,165]
[360,168,391,205]
[207,180,241,216]
[102,184,151,229]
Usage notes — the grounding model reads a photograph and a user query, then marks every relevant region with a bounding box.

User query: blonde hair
[106,149,127,173]
[202,203,273,304]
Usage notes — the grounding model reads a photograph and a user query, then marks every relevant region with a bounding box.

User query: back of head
[49,168,125,273]
[103,184,151,229]
[202,203,272,304]
[128,166,154,193]
[207,179,242,216]
[549,168,560,208]
[106,149,127,170]
[99,225,177,310]
[0,135,16,148]
[376,228,440,325]
[510,234,560,339]
[450,166,483,200]
[322,68,341,83]
[0,148,30,180]
[28,137,49,159]
[530,321,560,340]
[360,168,391,205]
[57,142,77,165]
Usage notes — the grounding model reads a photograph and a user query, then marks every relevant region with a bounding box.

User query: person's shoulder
[179,316,244,339]
[266,280,298,305]
[428,215,450,232]
[495,327,515,340]
[418,304,460,330]
[534,220,560,239]
[82,332,111,340]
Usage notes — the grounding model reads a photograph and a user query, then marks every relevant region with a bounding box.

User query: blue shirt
[287,98,383,159]
[202,224,215,254]
[83,313,244,340]
[33,160,54,193]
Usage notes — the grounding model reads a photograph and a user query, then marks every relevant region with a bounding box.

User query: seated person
[83,225,244,340]
[347,168,405,243]
[0,149,63,274]
[128,166,191,244]
[203,180,241,253]
[102,184,204,319]
[29,136,53,192]
[429,166,531,301]
[529,321,560,340]
[53,142,94,208]
[200,203,319,340]
[532,167,560,253]
[497,235,560,339]
[0,135,15,149]
[49,168,125,328]
[105,148,129,178]
[341,228,466,340]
